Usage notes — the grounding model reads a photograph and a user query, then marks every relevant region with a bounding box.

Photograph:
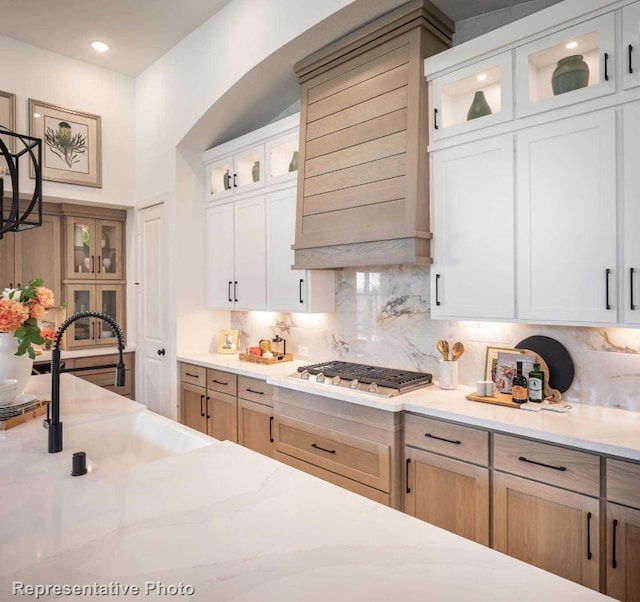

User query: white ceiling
[0,0,540,77]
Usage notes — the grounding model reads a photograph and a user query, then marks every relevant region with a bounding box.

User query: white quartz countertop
[34,346,136,364]
[0,375,612,601]
[178,352,640,462]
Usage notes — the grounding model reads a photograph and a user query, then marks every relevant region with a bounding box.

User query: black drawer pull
[406,457,411,494]
[311,443,336,454]
[185,372,200,378]
[211,379,229,386]
[435,274,441,306]
[631,268,636,311]
[425,433,461,445]
[200,394,205,418]
[629,44,634,74]
[587,512,593,560]
[604,52,610,81]
[518,456,566,471]
[299,279,304,304]
[612,519,618,568]
[206,396,211,419]
[269,416,274,443]
[434,107,439,130]
[245,388,264,395]
[606,268,612,310]
[228,281,232,303]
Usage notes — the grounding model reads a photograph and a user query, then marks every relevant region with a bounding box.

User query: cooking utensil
[451,341,465,361]
[437,340,450,361]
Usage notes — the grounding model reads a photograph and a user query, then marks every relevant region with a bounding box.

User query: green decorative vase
[551,54,589,96]
[223,169,231,190]
[288,151,298,173]
[252,160,260,182]
[466,90,492,121]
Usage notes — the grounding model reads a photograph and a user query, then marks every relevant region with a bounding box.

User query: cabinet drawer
[275,416,391,492]
[206,369,237,395]
[607,458,640,508]
[75,352,133,371]
[493,433,600,497]
[180,363,206,387]
[238,376,272,406]
[404,414,489,466]
[75,370,132,397]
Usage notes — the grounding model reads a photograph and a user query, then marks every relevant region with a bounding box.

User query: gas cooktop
[289,360,433,397]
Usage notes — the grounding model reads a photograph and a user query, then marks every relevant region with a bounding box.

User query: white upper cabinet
[623,2,640,90]
[205,204,235,309]
[623,101,640,324]
[430,52,513,141]
[431,135,515,319]
[515,13,615,118]
[516,110,617,324]
[204,113,299,204]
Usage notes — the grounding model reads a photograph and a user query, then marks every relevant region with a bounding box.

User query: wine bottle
[528,363,544,403]
[511,361,528,404]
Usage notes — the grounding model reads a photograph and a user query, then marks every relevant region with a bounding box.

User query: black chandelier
[0,125,42,239]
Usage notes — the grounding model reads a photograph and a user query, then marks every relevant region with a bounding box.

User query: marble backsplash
[229,266,640,412]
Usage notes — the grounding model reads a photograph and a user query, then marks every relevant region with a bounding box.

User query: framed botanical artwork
[484,346,536,394]
[217,329,239,354]
[0,90,16,165]
[28,99,102,188]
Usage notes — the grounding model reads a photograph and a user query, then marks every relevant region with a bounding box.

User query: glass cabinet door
[623,2,640,90]
[515,13,615,117]
[96,285,124,346]
[96,220,123,280]
[266,133,298,183]
[206,156,234,202]
[66,285,95,348]
[234,144,264,192]
[66,217,96,279]
[430,52,513,141]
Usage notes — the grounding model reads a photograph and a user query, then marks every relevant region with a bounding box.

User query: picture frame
[484,346,536,394]
[28,99,102,188]
[217,329,239,354]
[38,306,67,351]
[0,90,16,164]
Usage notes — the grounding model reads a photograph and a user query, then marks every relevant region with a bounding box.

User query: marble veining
[229,266,640,412]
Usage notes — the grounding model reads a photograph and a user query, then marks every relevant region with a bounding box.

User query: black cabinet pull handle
[606,268,612,310]
[233,173,237,188]
[91,255,95,273]
[406,458,411,494]
[269,416,274,443]
[206,396,211,419]
[518,456,566,471]
[587,512,593,560]
[612,519,618,568]
[228,281,232,303]
[234,281,238,302]
[185,372,199,378]
[299,279,304,304]
[211,379,228,386]
[604,52,610,81]
[631,268,636,311]
[629,44,634,74]
[426,432,460,445]
[245,388,264,395]
[200,394,205,417]
[435,274,441,306]
[434,107,439,130]
[311,442,336,454]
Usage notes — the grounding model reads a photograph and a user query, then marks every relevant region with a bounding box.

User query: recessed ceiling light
[566,41,578,49]
[477,73,487,81]
[91,41,110,52]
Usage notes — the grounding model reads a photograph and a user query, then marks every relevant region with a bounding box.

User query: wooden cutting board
[465,392,525,409]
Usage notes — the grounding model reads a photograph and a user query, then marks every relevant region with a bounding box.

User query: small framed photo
[0,90,16,155]
[485,346,535,394]
[217,329,239,354]
[29,99,102,188]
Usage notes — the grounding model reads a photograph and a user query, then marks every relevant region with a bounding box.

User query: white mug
[439,360,458,390]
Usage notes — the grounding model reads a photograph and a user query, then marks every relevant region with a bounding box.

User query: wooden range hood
[292,0,453,270]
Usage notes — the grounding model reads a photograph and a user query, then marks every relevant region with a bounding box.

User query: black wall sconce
[0,125,42,239]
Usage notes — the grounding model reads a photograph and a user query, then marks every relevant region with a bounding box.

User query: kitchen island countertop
[0,374,612,601]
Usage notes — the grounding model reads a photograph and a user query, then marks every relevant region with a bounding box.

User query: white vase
[0,333,33,398]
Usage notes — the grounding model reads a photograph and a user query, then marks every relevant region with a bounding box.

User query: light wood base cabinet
[238,398,274,458]
[404,447,489,546]
[607,503,640,602]
[180,381,207,434]
[493,471,600,591]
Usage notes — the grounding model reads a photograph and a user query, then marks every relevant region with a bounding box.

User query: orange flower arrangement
[0,279,55,358]
[41,329,57,350]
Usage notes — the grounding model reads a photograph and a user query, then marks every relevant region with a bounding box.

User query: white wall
[0,35,135,207]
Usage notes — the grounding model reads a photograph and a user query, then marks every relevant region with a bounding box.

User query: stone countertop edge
[34,346,136,363]
[178,352,640,462]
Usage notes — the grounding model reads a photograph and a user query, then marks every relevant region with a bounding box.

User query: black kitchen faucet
[44,311,125,453]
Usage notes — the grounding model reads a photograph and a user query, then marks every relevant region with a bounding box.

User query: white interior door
[136,202,170,416]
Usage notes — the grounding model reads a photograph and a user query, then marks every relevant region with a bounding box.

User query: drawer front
[76,370,132,396]
[493,433,600,497]
[206,369,237,396]
[75,352,134,371]
[180,363,206,387]
[607,458,640,508]
[404,414,489,466]
[275,417,391,492]
[238,376,273,406]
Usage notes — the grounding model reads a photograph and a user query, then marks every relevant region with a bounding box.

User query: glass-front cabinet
[206,144,265,202]
[515,13,615,117]
[265,131,299,184]
[623,2,640,90]
[65,217,124,280]
[430,52,513,141]
[65,284,124,348]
